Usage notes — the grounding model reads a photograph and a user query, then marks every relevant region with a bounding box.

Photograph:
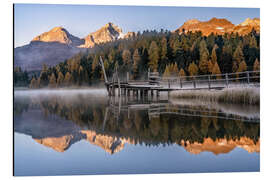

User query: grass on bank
[170,87,260,105]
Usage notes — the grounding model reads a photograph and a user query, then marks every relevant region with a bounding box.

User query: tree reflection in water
[14,91,260,155]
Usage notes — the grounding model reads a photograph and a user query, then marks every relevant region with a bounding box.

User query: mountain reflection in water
[14,90,260,156]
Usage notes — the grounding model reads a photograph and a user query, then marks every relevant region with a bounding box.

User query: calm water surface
[14,89,260,176]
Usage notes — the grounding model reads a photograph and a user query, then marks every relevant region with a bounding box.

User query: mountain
[233,18,260,35]
[14,27,86,71]
[14,23,133,70]
[175,17,260,36]
[31,26,84,46]
[81,22,125,48]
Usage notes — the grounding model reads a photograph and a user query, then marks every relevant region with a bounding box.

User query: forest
[14,29,260,88]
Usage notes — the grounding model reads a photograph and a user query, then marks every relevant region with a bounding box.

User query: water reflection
[14,90,260,155]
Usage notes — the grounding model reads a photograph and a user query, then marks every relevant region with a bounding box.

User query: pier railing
[99,57,259,97]
[160,70,260,89]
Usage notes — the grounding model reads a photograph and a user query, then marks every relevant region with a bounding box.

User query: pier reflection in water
[14,90,260,176]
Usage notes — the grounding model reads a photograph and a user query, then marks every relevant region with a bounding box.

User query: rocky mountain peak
[239,17,260,26]
[184,19,200,25]
[31,26,84,46]
[208,17,233,26]
[81,22,124,48]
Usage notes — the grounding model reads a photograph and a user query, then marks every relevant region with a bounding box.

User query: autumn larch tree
[188,62,199,77]
[49,73,57,88]
[57,71,64,87]
[132,49,141,79]
[148,41,159,72]
[212,62,222,79]
[122,49,132,70]
[179,68,186,80]
[199,40,210,74]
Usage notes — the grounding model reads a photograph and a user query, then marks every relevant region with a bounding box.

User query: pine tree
[64,72,72,86]
[122,49,132,69]
[163,65,171,77]
[57,71,64,87]
[148,41,159,71]
[132,49,141,79]
[49,73,57,88]
[199,51,209,74]
[253,58,260,71]
[212,62,221,79]
[160,37,168,60]
[238,60,247,72]
[179,68,186,80]
[207,60,213,74]
[188,62,198,76]
[249,35,258,49]
[172,63,179,76]
[253,58,260,81]
[199,40,210,74]
[233,44,245,64]
[29,77,38,89]
[39,64,49,87]
[211,44,218,64]
[199,40,209,58]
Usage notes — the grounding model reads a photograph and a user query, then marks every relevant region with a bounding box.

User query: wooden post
[157,90,160,97]
[127,89,130,97]
[179,77,182,88]
[127,72,129,83]
[118,77,121,97]
[168,79,170,88]
[246,71,250,84]
[112,74,115,96]
[148,68,150,81]
[225,73,229,87]
[193,77,196,89]
[208,75,211,89]
[151,90,154,97]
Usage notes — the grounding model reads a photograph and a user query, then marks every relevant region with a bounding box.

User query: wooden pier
[99,57,260,97]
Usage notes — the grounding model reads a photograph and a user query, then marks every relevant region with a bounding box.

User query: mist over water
[14,89,260,176]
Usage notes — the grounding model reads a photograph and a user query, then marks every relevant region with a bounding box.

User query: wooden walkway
[99,57,260,97]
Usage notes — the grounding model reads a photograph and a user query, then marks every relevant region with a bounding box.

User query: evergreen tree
[39,64,49,87]
[188,62,198,76]
[233,44,245,64]
[49,73,57,88]
[29,77,38,89]
[238,60,247,72]
[132,49,141,79]
[212,62,221,79]
[148,41,159,71]
[249,35,258,49]
[64,72,72,86]
[57,71,64,87]
[253,58,260,71]
[199,40,210,74]
[211,44,218,64]
[160,37,168,60]
[163,65,171,77]
[179,68,186,80]
[208,60,213,74]
[122,49,132,70]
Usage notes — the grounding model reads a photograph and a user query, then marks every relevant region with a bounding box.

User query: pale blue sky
[14,4,259,47]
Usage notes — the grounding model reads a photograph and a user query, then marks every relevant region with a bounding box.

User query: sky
[14,4,260,47]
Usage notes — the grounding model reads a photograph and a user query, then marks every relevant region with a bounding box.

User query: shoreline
[170,87,260,106]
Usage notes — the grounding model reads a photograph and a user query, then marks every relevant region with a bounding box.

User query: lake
[14,89,260,176]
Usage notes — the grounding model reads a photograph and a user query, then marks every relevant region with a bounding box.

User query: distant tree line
[17,29,260,88]
[14,67,29,87]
